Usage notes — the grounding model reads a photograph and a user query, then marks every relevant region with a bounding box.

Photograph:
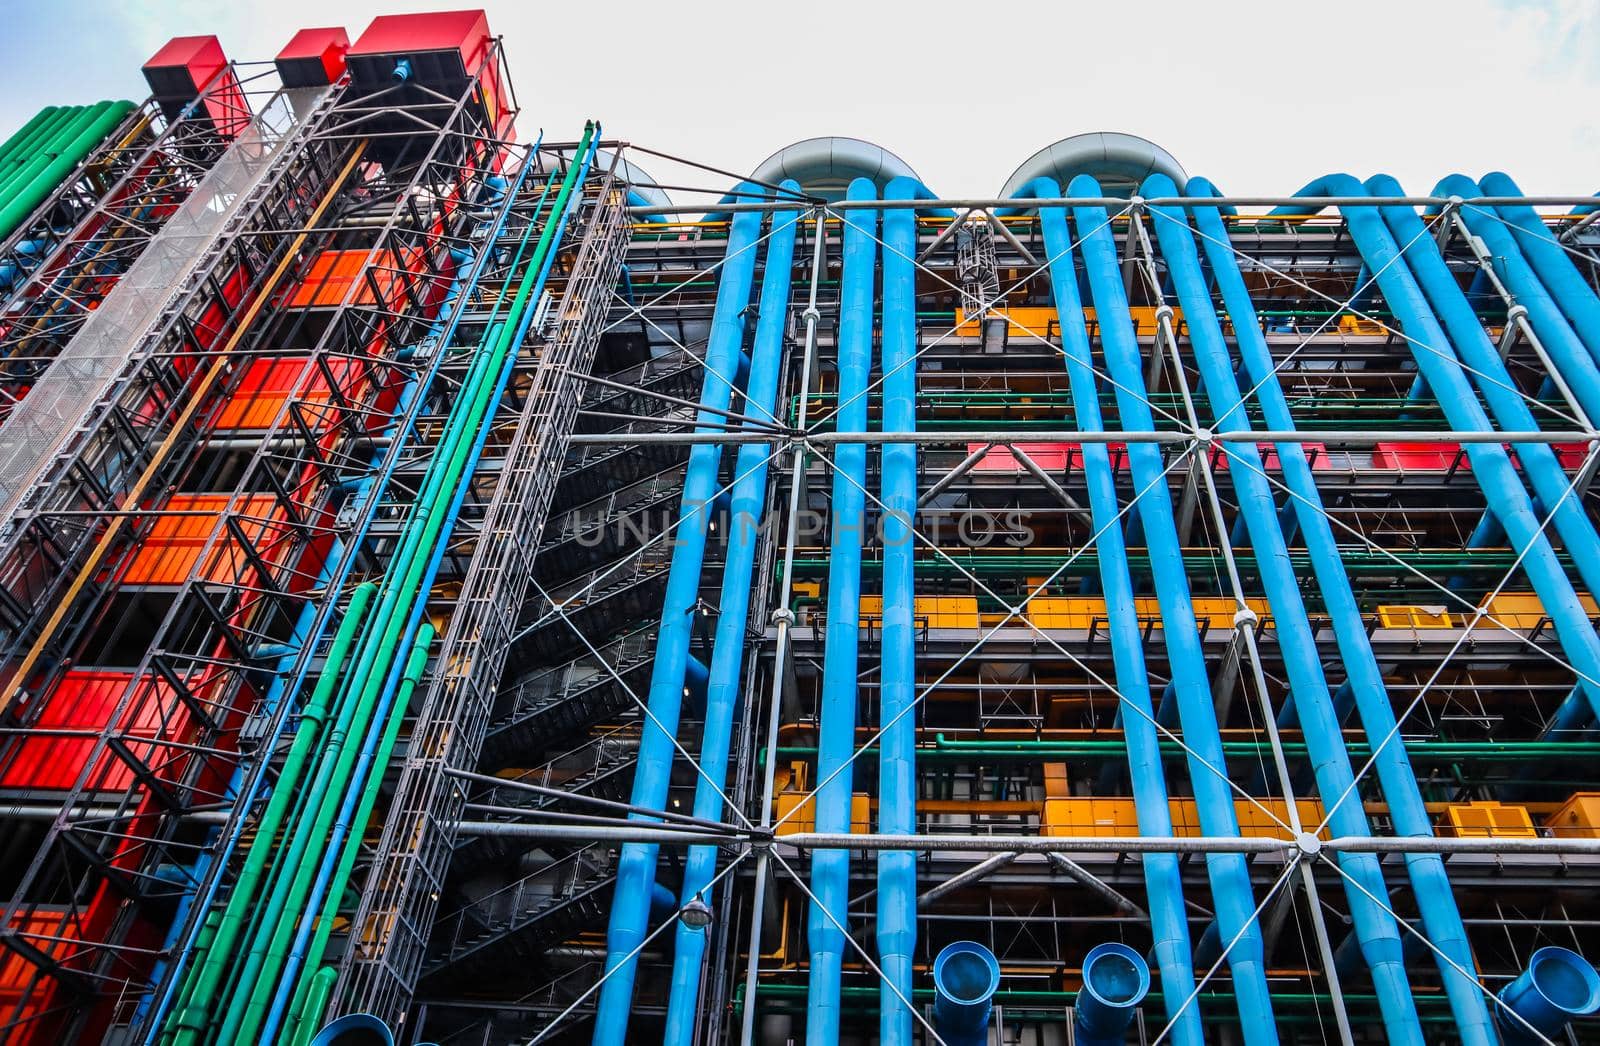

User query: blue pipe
[592,185,767,1046]
[1147,172,1424,1044]
[1279,175,1600,722]
[1070,173,1278,1043]
[137,142,543,1034]
[804,176,878,1046]
[876,174,933,1046]
[260,137,595,1041]
[1368,175,1600,600]
[1433,176,1600,426]
[1021,176,1202,1045]
[1074,942,1151,1046]
[1477,172,1600,367]
[932,941,999,1046]
[1497,946,1600,1044]
[660,179,803,1046]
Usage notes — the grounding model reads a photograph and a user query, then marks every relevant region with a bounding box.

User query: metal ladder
[336,160,630,1025]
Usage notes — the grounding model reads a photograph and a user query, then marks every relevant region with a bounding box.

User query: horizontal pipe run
[568,428,1597,446]
[627,194,1600,216]
[447,823,1600,856]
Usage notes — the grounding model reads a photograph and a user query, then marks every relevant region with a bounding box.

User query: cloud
[1,0,1595,198]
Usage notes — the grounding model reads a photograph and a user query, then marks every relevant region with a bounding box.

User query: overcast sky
[3,0,1597,201]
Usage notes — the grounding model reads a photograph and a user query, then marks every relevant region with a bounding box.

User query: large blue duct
[1431,176,1600,426]
[1021,175,1201,1046]
[659,180,804,1045]
[1145,172,1424,1044]
[1074,942,1152,1046]
[803,176,879,1046]
[1068,172,1278,1044]
[592,185,768,1046]
[1366,174,1600,608]
[876,174,929,1046]
[932,941,1000,1046]
[1273,176,1600,727]
[1477,172,1600,367]
[1184,177,1499,1045]
[1497,946,1600,1044]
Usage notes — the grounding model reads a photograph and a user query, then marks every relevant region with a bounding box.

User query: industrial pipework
[931,941,1000,1046]
[1074,942,1152,1046]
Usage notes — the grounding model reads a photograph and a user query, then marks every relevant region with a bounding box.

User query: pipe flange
[801,306,821,325]
[1504,303,1529,324]
[770,607,796,627]
[1153,303,1175,325]
[1295,831,1322,858]
[1232,607,1259,630]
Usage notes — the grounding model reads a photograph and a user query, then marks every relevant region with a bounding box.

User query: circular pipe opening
[1082,942,1151,1009]
[934,941,1001,1005]
[1529,946,1600,1016]
[310,1013,394,1046]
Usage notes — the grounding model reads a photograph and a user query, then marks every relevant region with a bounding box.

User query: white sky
[2,0,1597,201]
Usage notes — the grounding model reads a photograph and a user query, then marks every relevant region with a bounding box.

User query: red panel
[276,27,350,86]
[970,442,1078,473]
[142,35,250,138]
[349,10,489,60]
[1371,442,1467,471]
[0,672,164,792]
[1210,442,1328,472]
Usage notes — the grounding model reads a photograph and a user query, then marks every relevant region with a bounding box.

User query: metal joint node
[770,607,796,627]
[801,306,821,325]
[1232,607,1260,629]
[1154,304,1175,325]
[1505,304,1529,324]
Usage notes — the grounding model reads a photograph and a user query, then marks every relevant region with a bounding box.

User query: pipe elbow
[1140,172,1180,200]
[1067,173,1107,199]
[1432,173,1483,200]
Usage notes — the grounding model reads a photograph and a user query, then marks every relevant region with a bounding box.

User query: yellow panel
[1481,591,1600,631]
[1377,605,1454,629]
[953,305,1058,337]
[1548,793,1600,838]
[774,791,870,836]
[1444,801,1537,839]
[1043,763,1070,798]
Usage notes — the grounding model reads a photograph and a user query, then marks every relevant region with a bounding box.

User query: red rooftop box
[276,27,350,88]
[346,10,505,135]
[142,35,250,138]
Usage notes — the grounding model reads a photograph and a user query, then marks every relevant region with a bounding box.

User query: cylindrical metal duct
[1073,942,1151,1046]
[1497,946,1600,1044]
[932,940,1001,1046]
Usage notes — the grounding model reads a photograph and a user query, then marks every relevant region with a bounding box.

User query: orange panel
[215,357,356,430]
[122,494,281,585]
[287,248,419,309]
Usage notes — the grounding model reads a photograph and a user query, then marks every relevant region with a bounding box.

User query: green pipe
[165,581,377,1042]
[224,124,596,1044]
[735,982,1457,1020]
[280,625,434,1046]
[0,105,102,203]
[288,967,338,1046]
[0,101,133,242]
[170,133,569,1043]
[0,105,77,186]
[0,106,63,178]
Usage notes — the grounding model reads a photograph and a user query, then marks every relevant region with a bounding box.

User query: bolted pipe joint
[1497,946,1600,1044]
[933,941,1001,1046]
[1074,942,1151,1046]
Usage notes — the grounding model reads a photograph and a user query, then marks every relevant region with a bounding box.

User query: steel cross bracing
[0,65,519,1037]
[335,154,629,1025]
[382,183,1600,1046]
